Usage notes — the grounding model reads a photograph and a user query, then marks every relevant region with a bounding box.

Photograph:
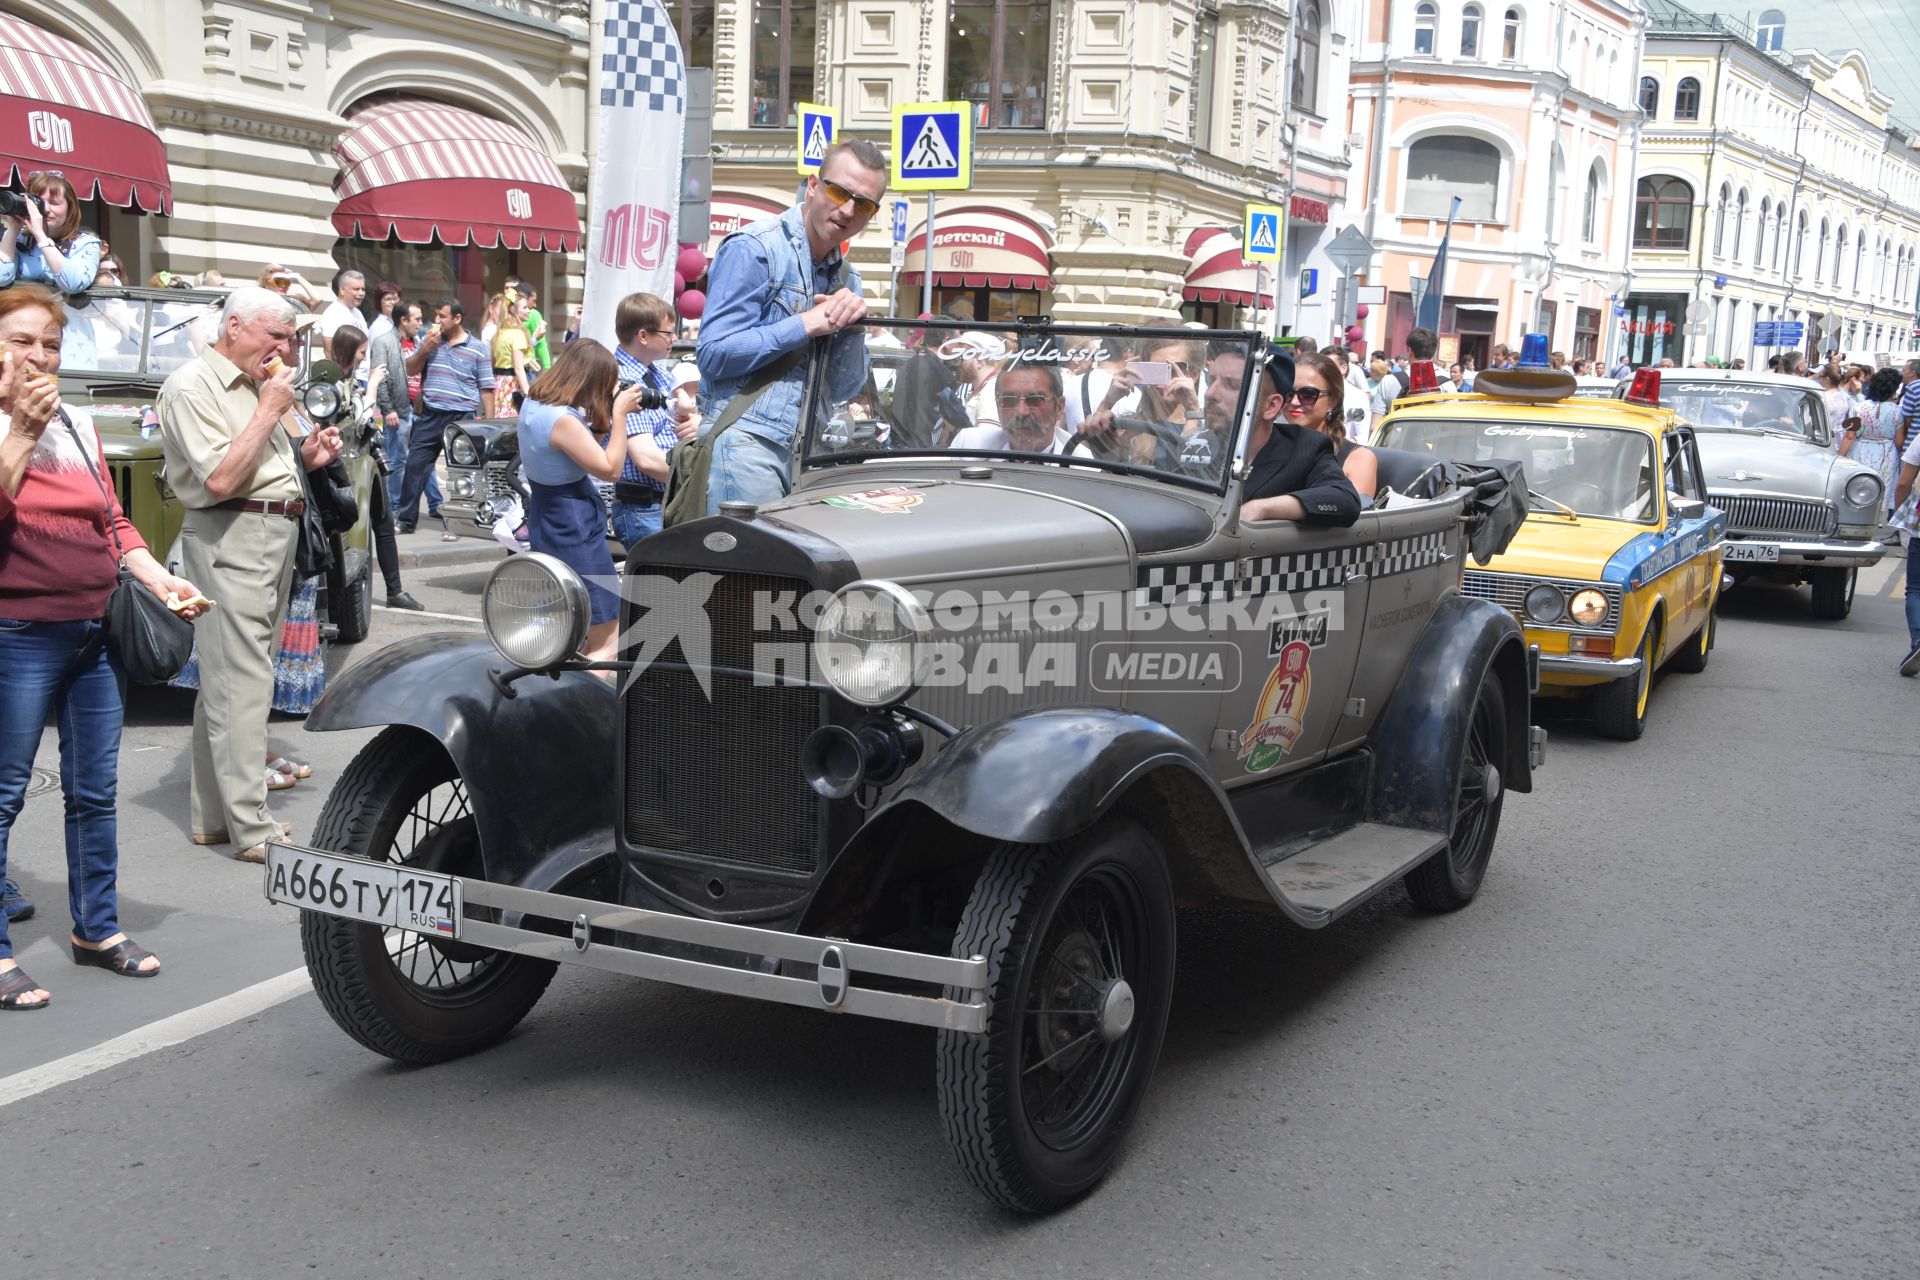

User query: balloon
[675,246,708,283]
[1355,303,1370,319]
[1344,325,1364,342]
[674,271,687,295]
[676,289,706,320]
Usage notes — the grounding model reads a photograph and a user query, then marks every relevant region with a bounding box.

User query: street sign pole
[922,190,937,319]
[891,101,972,324]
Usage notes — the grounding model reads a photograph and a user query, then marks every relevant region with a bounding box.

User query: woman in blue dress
[518,340,646,663]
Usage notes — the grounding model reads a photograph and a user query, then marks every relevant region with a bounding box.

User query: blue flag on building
[1414,196,1461,332]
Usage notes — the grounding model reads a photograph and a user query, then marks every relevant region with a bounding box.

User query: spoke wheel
[1405,671,1508,911]
[301,727,556,1063]
[938,819,1175,1214]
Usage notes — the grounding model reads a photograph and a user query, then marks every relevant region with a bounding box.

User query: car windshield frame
[1647,378,1825,443]
[1377,415,1661,525]
[796,317,1263,496]
[58,287,226,382]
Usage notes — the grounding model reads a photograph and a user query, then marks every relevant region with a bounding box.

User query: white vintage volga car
[1635,370,1886,619]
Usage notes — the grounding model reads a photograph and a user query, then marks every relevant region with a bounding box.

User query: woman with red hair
[0,171,102,298]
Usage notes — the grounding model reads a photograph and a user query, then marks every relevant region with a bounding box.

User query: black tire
[937,819,1175,1214]
[1809,566,1856,620]
[1592,618,1657,741]
[1404,672,1508,911]
[300,727,556,1064]
[1669,598,1714,674]
[333,547,373,644]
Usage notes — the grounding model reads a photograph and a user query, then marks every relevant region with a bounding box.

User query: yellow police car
[1373,348,1725,740]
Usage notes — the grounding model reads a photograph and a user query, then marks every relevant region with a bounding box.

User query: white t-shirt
[316,300,367,340]
[950,424,1087,455]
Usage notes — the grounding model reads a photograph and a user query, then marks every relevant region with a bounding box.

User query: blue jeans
[609,499,662,551]
[705,430,792,516]
[1907,542,1920,649]
[0,618,126,960]
[382,418,410,505]
[398,407,464,527]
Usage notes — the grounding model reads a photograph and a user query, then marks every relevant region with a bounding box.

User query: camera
[0,189,46,221]
[616,373,668,411]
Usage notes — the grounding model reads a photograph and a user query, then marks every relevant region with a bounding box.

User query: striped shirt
[614,347,677,489]
[1898,377,1920,427]
[419,331,490,413]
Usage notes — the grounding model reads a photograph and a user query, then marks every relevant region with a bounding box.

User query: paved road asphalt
[1,541,1915,1278]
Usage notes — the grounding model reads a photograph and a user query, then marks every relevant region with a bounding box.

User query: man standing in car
[695,139,886,512]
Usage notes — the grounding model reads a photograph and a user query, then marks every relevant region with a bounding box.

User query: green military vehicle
[57,285,380,643]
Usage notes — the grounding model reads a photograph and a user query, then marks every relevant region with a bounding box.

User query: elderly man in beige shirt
[158,287,342,862]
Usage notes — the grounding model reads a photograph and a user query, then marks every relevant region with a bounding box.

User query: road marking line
[0,967,312,1109]
[374,605,480,623]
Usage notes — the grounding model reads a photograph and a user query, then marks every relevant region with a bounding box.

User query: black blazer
[1243,420,1362,526]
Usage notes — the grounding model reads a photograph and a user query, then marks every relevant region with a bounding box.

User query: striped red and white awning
[1183,227,1274,308]
[332,98,580,251]
[902,206,1053,291]
[0,14,170,213]
[706,191,786,255]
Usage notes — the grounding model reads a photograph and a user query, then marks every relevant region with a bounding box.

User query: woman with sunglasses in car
[1290,352,1377,498]
[0,171,101,299]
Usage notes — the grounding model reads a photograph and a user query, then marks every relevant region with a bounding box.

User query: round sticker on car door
[1240,640,1312,772]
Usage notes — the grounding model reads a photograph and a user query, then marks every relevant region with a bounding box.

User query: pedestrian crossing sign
[891,101,972,191]
[1243,203,1284,263]
[796,104,836,174]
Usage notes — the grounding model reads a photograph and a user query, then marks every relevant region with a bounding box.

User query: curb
[396,540,507,570]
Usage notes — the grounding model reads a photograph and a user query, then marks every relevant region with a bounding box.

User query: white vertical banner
[581,0,686,346]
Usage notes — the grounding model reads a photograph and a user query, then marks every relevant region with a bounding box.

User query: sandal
[268,755,312,780]
[0,965,51,1010]
[266,767,297,791]
[71,937,161,978]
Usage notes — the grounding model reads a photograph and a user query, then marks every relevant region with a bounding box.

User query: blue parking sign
[892,199,908,244]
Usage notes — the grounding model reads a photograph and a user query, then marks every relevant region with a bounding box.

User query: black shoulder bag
[59,411,195,683]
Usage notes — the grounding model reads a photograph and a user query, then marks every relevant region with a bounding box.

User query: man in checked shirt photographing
[607,292,691,550]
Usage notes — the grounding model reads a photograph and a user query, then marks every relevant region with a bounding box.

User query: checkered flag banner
[582,0,686,345]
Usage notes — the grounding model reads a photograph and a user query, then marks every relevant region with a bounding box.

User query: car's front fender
[306,635,618,890]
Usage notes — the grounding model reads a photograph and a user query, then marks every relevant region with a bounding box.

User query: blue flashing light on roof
[1473,333,1577,402]
[1516,333,1552,370]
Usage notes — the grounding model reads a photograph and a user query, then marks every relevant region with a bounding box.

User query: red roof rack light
[1407,360,1439,393]
[1624,368,1662,406]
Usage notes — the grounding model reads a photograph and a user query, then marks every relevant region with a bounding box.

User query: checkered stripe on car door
[1371,530,1451,577]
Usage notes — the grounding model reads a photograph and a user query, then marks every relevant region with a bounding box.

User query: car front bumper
[1725,536,1886,568]
[1537,653,1643,682]
[267,844,990,1033]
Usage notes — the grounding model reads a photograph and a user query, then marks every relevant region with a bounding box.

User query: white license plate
[1724,542,1780,563]
[264,845,463,940]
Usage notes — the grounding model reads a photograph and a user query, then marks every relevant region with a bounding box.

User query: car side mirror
[1669,494,1706,522]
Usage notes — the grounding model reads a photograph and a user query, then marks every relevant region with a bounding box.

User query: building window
[1407,135,1501,220]
[1293,1,1322,113]
[1574,305,1601,361]
[1582,163,1601,242]
[1461,3,1483,57]
[1758,196,1772,266]
[949,1,1052,129]
[1757,9,1784,51]
[1633,176,1693,249]
[750,0,816,128]
[669,0,715,66]
[1638,76,1659,116]
[1816,217,1828,281]
[1794,211,1807,277]
[1194,8,1218,150]
[1502,7,1522,59]
[1675,77,1701,119]
[1713,184,1729,257]
[1732,189,1747,261]
[1413,2,1437,55]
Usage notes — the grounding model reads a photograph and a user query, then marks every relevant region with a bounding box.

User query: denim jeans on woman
[0,618,127,961]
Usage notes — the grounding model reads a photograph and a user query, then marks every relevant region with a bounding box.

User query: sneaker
[2,878,32,923]
[1901,641,1920,678]
[386,591,425,611]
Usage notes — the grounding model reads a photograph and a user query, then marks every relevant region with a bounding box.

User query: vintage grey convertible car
[1631,370,1885,618]
[267,319,1544,1213]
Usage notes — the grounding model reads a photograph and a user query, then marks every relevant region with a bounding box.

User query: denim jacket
[695,204,870,449]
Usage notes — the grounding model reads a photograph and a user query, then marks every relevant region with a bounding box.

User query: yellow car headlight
[1568,588,1609,627]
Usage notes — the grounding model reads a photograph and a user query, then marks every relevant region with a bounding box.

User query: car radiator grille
[622,567,823,875]
[110,464,135,512]
[1461,571,1624,631]
[1709,493,1835,538]
[482,462,517,502]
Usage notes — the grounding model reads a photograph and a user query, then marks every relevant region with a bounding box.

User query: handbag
[662,350,803,529]
[59,411,195,683]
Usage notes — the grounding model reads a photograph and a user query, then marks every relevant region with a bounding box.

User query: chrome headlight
[1844,471,1883,509]
[812,580,933,708]
[447,431,480,467]
[482,552,589,669]
[300,380,343,424]
[1524,583,1567,624]
[1568,588,1609,627]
